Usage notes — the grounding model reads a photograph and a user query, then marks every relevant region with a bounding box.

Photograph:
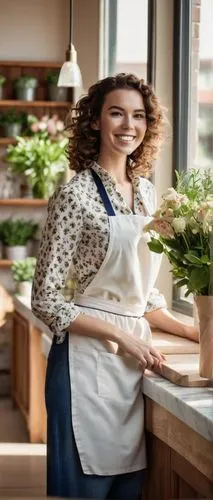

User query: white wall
[0,0,100,90]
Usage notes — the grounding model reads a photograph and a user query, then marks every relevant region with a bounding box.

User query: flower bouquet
[144,169,213,378]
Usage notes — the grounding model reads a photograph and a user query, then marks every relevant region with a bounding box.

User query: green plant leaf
[148,239,164,253]
[200,255,211,264]
[175,278,189,287]
[189,267,209,291]
[184,253,203,265]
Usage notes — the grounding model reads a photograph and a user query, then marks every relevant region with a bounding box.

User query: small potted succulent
[11,257,36,296]
[13,75,38,101]
[0,75,6,100]
[0,218,38,260]
[0,108,26,137]
[46,70,67,102]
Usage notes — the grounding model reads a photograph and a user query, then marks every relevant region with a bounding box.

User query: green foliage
[175,168,213,203]
[46,70,60,85]
[0,219,38,246]
[13,76,38,89]
[0,74,6,86]
[6,135,68,199]
[0,108,27,125]
[11,257,36,282]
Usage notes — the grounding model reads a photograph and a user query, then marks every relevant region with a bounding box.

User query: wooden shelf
[0,137,17,145]
[0,199,48,206]
[0,260,12,267]
[0,61,63,68]
[0,100,70,107]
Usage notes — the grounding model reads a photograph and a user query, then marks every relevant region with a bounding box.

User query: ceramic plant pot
[194,295,213,378]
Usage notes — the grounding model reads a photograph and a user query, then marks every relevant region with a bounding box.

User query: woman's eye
[134,113,146,119]
[110,111,122,117]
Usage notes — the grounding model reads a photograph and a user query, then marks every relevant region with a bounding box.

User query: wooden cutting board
[151,330,199,354]
[154,354,213,387]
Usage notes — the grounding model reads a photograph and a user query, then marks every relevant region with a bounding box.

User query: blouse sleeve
[143,178,167,314]
[145,288,167,313]
[31,184,83,343]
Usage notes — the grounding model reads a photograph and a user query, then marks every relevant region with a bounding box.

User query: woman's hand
[118,331,166,371]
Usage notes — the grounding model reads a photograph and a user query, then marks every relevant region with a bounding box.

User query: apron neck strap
[91,169,116,216]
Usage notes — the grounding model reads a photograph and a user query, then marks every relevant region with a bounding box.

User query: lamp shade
[57,44,82,88]
[57,61,82,87]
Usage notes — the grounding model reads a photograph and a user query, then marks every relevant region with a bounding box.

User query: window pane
[189,0,213,171]
[103,0,148,79]
[178,1,213,309]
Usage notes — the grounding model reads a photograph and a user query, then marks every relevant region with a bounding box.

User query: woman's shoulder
[139,176,155,197]
[48,169,91,209]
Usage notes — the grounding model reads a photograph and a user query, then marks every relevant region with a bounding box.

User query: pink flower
[146,218,174,238]
[47,119,57,136]
[31,122,40,133]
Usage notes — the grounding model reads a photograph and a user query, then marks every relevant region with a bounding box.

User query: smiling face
[95,88,147,160]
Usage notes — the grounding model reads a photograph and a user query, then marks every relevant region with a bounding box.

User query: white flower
[39,122,47,131]
[162,187,188,206]
[162,187,179,201]
[172,217,186,233]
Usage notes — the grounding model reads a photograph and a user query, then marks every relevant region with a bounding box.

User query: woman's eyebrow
[108,105,146,112]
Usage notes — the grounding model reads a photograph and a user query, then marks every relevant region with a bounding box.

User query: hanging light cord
[69,0,73,49]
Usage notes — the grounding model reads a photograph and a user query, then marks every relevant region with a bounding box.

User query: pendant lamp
[57,0,82,87]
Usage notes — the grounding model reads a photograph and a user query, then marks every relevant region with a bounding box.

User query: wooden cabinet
[12,311,29,419]
[12,310,47,443]
[143,397,213,499]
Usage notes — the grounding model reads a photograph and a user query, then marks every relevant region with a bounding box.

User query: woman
[32,73,198,499]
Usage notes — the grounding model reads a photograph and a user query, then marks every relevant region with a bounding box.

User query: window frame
[101,0,155,83]
[172,0,193,315]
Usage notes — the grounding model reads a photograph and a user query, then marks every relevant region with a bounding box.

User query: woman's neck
[97,153,129,184]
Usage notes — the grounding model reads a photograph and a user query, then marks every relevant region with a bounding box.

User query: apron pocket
[97,352,141,403]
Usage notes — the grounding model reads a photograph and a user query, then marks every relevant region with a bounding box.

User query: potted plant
[144,169,213,378]
[46,70,67,102]
[0,218,38,260]
[6,135,68,199]
[13,75,38,101]
[0,75,6,100]
[0,108,26,137]
[11,257,36,296]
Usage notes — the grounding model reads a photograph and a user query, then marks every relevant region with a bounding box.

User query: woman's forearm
[144,307,199,341]
[69,313,121,344]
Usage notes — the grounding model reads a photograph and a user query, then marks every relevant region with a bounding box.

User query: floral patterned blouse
[31,162,166,343]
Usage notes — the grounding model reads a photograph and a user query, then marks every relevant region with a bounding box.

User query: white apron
[68,169,162,475]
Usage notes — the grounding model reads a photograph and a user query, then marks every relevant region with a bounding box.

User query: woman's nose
[122,115,134,129]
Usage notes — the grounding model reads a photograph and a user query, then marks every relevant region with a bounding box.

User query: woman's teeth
[116,135,135,141]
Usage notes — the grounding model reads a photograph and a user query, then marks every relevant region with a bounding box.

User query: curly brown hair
[66,73,165,178]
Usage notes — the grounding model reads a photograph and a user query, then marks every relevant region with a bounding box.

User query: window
[189,0,213,171]
[173,0,213,314]
[101,0,150,80]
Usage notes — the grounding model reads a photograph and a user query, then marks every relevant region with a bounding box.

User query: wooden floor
[0,398,46,497]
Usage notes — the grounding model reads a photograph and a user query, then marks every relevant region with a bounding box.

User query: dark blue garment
[45,334,146,499]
